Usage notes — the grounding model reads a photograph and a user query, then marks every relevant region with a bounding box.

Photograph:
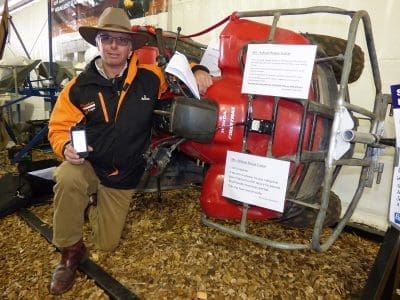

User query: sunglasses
[97,34,132,46]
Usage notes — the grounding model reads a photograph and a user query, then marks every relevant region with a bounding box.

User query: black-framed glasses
[96,34,132,47]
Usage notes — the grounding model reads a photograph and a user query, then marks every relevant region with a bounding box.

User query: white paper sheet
[165,51,200,99]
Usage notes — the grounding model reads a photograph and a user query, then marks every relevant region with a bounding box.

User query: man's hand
[193,70,213,95]
[63,143,93,165]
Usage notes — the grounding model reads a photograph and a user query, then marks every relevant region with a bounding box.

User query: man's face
[96,31,133,68]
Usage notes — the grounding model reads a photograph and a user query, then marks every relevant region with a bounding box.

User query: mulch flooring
[0,149,383,299]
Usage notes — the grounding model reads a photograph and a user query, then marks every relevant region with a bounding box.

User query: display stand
[362,84,400,299]
[361,226,400,299]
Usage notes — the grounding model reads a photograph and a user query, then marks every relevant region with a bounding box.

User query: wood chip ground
[0,150,381,299]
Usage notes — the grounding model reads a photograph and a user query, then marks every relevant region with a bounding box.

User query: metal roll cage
[201,6,392,252]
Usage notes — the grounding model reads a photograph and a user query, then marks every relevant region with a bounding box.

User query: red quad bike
[135,7,391,251]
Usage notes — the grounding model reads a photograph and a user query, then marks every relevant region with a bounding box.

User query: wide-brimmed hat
[78,7,148,50]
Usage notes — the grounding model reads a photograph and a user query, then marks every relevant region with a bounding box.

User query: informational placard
[389,84,400,229]
[222,151,290,212]
[241,43,317,99]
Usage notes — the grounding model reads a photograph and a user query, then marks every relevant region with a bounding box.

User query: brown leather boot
[49,240,89,295]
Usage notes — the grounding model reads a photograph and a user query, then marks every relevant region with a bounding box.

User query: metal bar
[9,16,31,59]
[47,0,56,106]
[315,54,344,63]
[343,101,376,119]
[360,12,382,99]
[275,98,334,118]
[10,126,48,164]
[307,101,335,118]
[334,158,372,167]
[266,96,279,157]
[295,101,310,163]
[311,166,334,251]
[312,166,368,251]
[242,95,253,152]
[342,130,378,145]
[290,111,321,197]
[2,116,18,143]
[18,209,140,300]
[202,214,309,250]
[240,204,249,233]
[289,101,312,195]
[0,94,30,108]
[300,151,326,162]
[236,6,354,19]
[319,168,368,251]
[267,13,281,42]
[308,114,318,150]
[12,67,18,93]
[286,198,320,210]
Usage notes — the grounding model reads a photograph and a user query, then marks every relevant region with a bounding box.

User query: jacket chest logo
[141,94,150,101]
[80,101,96,114]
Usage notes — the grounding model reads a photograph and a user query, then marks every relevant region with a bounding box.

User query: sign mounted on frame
[222,151,290,212]
[241,43,317,100]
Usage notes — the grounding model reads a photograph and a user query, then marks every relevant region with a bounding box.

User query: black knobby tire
[302,33,364,84]
[278,190,342,228]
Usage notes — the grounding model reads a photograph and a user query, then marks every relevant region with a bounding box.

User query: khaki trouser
[52,161,134,251]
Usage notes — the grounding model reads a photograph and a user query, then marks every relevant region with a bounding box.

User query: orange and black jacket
[48,54,167,189]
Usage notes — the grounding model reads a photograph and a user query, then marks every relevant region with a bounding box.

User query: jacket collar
[94,57,128,80]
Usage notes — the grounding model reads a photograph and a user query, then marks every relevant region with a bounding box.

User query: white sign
[241,43,317,99]
[389,158,400,230]
[222,151,290,212]
[389,84,400,229]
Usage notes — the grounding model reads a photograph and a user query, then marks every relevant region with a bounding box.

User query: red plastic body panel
[178,19,326,220]
[147,18,328,221]
[219,18,311,77]
[200,163,278,219]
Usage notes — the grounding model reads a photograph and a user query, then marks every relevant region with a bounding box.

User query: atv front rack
[201,6,392,251]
